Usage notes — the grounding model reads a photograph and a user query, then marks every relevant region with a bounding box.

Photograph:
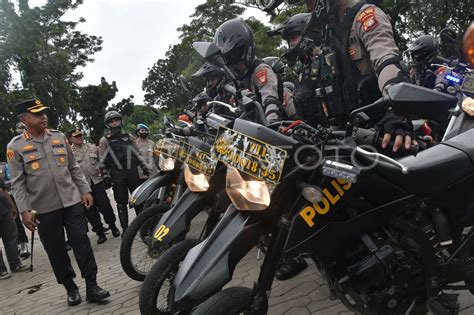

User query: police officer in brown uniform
[134,124,158,181]
[267,0,413,152]
[69,128,120,241]
[7,99,110,306]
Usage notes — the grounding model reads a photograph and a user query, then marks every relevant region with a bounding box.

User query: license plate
[185,147,218,176]
[212,126,287,184]
[154,139,190,163]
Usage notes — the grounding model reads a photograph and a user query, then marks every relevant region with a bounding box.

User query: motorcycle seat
[370,128,474,196]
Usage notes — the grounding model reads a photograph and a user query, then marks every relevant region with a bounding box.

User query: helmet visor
[223,45,246,67]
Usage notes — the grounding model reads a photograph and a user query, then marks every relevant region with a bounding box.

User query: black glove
[377,111,414,138]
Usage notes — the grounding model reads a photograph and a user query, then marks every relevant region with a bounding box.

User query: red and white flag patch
[255,68,268,85]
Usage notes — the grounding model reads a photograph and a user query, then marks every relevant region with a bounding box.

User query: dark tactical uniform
[71,131,118,236]
[99,131,146,231]
[294,0,406,128]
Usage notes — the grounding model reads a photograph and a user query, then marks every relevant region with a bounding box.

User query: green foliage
[143,0,245,116]
[382,0,471,51]
[74,77,117,144]
[122,105,163,140]
[0,0,102,128]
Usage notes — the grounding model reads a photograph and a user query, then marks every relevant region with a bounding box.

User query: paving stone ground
[1,193,474,314]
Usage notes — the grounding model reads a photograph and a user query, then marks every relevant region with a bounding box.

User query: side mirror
[192,41,238,84]
[387,83,457,121]
[192,42,226,67]
[163,115,175,128]
[179,75,193,100]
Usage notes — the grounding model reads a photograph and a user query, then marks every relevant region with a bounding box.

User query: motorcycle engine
[336,241,423,314]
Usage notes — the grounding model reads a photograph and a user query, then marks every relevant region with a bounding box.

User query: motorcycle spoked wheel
[139,239,198,315]
[190,287,254,315]
[120,204,170,281]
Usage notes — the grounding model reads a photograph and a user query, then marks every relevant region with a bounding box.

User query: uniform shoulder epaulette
[49,129,61,133]
[10,134,23,143]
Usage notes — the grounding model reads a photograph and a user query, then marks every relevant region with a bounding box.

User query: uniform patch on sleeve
[255,68,268,85]
[7,149,15,161]
[356,7,378,32]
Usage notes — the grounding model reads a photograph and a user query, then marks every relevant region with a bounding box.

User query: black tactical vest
[319,1,382,126]
[105,133,137,170]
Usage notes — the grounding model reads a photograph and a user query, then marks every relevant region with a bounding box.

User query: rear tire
[139,239,197,315]
[191,287,254,315]
[120,204,169,281]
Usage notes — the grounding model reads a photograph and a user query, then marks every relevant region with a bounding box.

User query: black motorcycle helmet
[439,27,460,59]
[104,110,123,134]
[214,18,256,77]
[268,13,314,64]
[192,63,224,80]
[407,35,439,68]
[193,63,225,98]
[262,56,286,76]
[267,13,312,41]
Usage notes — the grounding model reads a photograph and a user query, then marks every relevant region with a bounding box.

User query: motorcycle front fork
[247,219,291,315]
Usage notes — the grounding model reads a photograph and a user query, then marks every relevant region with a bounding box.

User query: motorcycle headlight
[159,155,175,171]
[461,97,474,117]
[225,167,272,211]
[184,164,210,192]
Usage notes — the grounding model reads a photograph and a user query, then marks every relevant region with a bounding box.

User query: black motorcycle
[138,42,277,314]
[171,83,474,315]
[120,116,190,281]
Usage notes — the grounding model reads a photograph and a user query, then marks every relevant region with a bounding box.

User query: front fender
[172,205,266,311]
[129,171,175,207]
[151,188,207,247]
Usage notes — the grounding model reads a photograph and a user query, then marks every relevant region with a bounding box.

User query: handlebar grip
[355,128,419,156]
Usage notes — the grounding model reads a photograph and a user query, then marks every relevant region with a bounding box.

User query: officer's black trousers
[37,203,98,285]
[15,214,28,243]
[84,181,117,232]
[110,167,141,205]
[111,167,143,229]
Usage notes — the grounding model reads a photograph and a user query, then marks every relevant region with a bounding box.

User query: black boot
[96,232,107,244]
[109,224,120,237]
[275,254,308,281]
[64,280,82,306]
[86,285,110,302]
[116,204,129,235]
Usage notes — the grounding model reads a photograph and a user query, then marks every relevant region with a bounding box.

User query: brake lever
[356,146,409,174]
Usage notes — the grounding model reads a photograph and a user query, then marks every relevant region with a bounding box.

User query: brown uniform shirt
[341,0,402,94]
[249,63,281,122]
[7,129,91,214]
[72,143,103,185]
[134,138,159,179]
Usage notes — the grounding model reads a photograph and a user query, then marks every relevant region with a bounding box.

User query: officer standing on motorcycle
[69,127,120,241]
[135,123,159,181]
[214,18,284,123]
[99,111,149,233]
